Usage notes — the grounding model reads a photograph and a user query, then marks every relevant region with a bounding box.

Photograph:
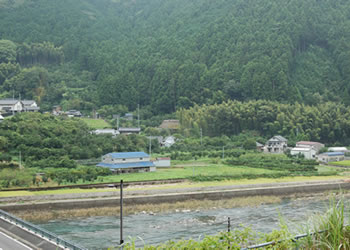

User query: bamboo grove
[178,100,350,145]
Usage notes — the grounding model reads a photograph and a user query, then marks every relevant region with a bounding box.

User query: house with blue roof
[97,152,156,173]
[317,152,345,163]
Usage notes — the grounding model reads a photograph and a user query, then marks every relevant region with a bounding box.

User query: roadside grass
[0,188,111,197]
[80,118,111,129]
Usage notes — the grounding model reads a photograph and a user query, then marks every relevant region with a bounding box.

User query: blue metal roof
[321,152,344,156]
[105,152,149,159]
[97,161,155,169]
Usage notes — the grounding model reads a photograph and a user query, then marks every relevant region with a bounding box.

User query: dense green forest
[1,0,350,115]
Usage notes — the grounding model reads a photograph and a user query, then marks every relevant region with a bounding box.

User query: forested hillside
[1,0,350,114]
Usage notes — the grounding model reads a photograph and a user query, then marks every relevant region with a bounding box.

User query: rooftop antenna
[137,104,140,128]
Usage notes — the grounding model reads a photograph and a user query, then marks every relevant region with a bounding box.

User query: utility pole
[200,128,203,158]
[120,180,124,246]
[149,137,152,157]
[19,151,22,169]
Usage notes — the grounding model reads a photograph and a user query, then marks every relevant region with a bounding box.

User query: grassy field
[332,160,350,167]
[80,118,112,129]
[99,164,284,183]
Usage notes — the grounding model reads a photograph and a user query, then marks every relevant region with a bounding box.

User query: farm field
[80,118,112,129]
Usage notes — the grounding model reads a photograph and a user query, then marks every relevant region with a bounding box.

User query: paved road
[0,231,32,250]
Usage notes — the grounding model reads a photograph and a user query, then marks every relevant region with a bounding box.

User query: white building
[295,141,325,153]
[0,114,4,122]
[93,129,120,136]
[291,147,317,159]
[328,147,348,152]
[264,135,288,153]
[97,152,156,173]
[162,136,176,147]
[317,152,345,163]
[153,157,171,167]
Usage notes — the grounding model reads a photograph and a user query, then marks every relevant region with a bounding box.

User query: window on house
[140,158,143,160]
[123,158,126,161]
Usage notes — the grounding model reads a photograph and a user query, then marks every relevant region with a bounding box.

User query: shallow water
[37,196,345,249]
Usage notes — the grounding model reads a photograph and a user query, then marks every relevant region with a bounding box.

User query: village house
[66,110,82,117]
[0,99,23,113]
[264,135,288,153]
[291,147,317,159]
[0,99,40,114]
[295,141,325,153]
[317,152,345,163]
[22,100,40,112]
[97,152,155,173]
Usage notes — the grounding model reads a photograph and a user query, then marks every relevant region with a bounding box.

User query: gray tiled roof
[0,99,20,105]
[272,135,288,142]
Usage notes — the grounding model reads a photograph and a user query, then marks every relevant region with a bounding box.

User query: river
[37,196,346,249]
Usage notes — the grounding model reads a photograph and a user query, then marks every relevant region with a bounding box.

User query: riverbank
[1,179,350,222]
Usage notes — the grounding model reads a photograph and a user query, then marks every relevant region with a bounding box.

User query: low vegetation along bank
[15,196,282,222]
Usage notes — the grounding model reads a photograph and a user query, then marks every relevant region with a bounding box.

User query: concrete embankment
[0,180,349,212]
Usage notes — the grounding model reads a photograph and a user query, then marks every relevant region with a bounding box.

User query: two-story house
[264,135,288,153]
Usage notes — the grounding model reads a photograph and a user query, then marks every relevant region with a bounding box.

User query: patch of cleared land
[80,118,111,129]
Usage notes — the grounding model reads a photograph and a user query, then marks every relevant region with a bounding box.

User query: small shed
[159,120,180,130]
[153,157,171,167]
[317,152,345,163]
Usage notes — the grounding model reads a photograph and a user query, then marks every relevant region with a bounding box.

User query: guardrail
[0,209,86,250]
[0,178,186,192]
[241,230,327,249]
